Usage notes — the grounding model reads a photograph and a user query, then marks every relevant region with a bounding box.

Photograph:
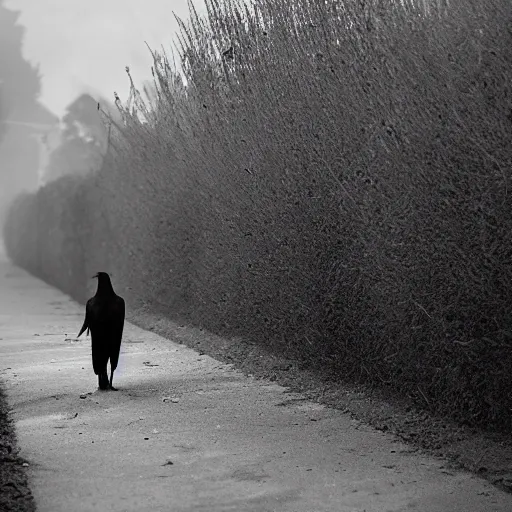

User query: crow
[77,272,125,391]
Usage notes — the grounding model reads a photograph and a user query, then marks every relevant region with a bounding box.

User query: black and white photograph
[1,0,512,510]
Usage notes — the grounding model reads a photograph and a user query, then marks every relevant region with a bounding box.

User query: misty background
[0,0,204,227]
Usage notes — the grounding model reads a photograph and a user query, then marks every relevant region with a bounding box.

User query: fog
[0,0,205,227]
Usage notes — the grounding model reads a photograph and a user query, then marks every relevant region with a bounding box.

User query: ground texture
[132,309,512,495]
[1,259,512,511]
[0,386,35,512]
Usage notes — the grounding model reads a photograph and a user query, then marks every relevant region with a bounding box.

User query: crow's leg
[98,371,109,390]
[109,367,117,391]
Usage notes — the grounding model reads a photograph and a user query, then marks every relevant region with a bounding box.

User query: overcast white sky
[6,0,206,117]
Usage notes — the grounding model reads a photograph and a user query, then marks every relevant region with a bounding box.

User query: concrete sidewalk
[0,260,510,512]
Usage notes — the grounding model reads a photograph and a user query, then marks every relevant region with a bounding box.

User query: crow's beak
[92,273,99,279]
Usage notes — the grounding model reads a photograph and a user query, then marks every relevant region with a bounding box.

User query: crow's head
[92,272,110,279]
[92,272,115,294]
[92,272,112,286]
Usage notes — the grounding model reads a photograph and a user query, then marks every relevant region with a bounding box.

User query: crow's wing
[108,296,125,371]
[77,298,94,337]
[88,297,111,375]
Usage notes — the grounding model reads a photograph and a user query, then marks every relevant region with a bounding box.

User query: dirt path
[1,260,511,512]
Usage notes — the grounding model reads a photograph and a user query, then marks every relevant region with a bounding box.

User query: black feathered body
[86,295,125,374]
[78,273,125,390]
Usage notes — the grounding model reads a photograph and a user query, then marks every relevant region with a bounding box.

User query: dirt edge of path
[0,383,36,512]
[130,309,512,495]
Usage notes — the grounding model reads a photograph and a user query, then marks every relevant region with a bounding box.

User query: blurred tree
[0,0,56,225]
[43,93,109,183]
[0,0,42,120]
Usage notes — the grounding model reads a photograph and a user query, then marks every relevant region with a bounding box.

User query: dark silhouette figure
[77,272,125,391]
